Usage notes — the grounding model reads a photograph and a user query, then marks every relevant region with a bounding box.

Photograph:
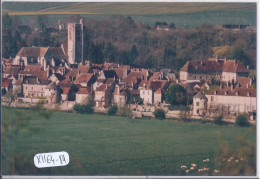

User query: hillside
[3,2,256,15]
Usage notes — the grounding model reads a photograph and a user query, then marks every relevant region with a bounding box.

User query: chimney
[247,65,249,70]
[36,77,39,84]
[220,83,222,89]
[231,85,234,91]
[216,55,219,62]
[224,57,227,62]
[117,86,120,94]
[226,82,229,87]
[200,60,203,65]
[247,83,249,88]
[250,78,252,86]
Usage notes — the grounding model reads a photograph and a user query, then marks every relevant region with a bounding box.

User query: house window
[41,94,43,97]
[206,76,208,79]
[200,76,202,79]
[211,96,214,101]
[196,102,199,106]
[195,76,197,79]
[204,102,206,106]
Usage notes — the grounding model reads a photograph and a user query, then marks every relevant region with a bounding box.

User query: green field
[2,108,256,175]
[2,2,256,28]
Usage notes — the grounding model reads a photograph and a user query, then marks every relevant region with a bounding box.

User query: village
[1,18,256,123]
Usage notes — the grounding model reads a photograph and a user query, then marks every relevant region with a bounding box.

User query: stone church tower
[67,18,85,64]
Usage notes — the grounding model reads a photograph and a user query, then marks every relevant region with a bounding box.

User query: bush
[236,113,250,127]
[214,116,223,125]
[153,108,166,120]
[73,104,93,114]
[107,105,117,115]
[118,106,132,118]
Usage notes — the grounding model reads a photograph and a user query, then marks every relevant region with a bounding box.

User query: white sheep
[181,165,187,169]
[206,158,210,162]
[191,163,197,167]
[198,169,204,172]
[214,169,220,173]
[186,170,190,173]
[190,167,194,170]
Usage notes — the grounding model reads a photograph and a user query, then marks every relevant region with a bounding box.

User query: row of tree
[2,14,256,70]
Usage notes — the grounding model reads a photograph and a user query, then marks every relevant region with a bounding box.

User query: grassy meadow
[2,2,256,28]
[2,107,256,175]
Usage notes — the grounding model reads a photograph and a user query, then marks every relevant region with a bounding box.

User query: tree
[165,84,187,106]
[169,23,176,28]
[107,105,117,115]
[236,113,250,127]
[214,115,223,125]
[229,47,250,67]
[3,104,51,174]
[153,108,166,120]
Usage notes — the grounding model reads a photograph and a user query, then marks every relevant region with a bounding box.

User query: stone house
[2,78,13,95]
[23,77,51,98]
[113,84,129,108]
[94,84,115,108]
[59,83,78,101]
[73,73,95,87]
[45,82,61,104]
[180,57,249,83]
[205,85,256,117]
[75,87,91,104]
[193,91,208,116]
[13,47,66,70]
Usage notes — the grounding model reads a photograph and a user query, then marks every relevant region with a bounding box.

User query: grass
[2,2,256,29]
[2,107,256,175]
[2,2,256,15]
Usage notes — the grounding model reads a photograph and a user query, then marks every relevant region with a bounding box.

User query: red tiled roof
[60,87,70,95]
[114,68,125,79]
[138,80,151,88]
[222,60,248,73]
[154,88,162,94]
[237,77,251,88]
[129,89,140,95]
[78,64,91,73]
[206,86,256,97]
[96,84,108,92]
[2,78,12,87]
[180,60,223,74]
[74,73,94,84]
[149,72,161,81]
[4,66,20,75]
[76,87,91,94]
[150,80,168,91]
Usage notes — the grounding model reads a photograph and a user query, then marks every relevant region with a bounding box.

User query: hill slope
[3,2,256,15]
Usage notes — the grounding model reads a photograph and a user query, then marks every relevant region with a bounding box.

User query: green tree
[107,105,117,115]
[165,84,187,106]
[2,104,51,174]
[214,115,223,125]
[153,108,166,120]
[229,47,250,67]
[236,113,250,127]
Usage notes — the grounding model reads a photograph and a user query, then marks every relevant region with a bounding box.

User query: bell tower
[67,18,85,64]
